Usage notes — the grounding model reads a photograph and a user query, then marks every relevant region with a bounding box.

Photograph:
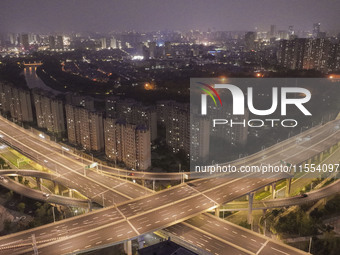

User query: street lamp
[61,146,70,155]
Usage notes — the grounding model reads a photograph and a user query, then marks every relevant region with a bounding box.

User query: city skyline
[1,0,340,33]
[0,1,340,254]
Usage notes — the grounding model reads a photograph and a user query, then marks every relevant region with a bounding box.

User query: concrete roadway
[0,177,89,208]
[162,213,308,255]
[0,118,153,207]
[0,169,91,207]
[0,169,63,180]
[0,117,339,191]
[63,120,340,180]
[0,169,337,254]
[0,120,339,254]
[0,174,287,255]
[0,172,299,253]
[220,179,340,211]
[1,115,339,181]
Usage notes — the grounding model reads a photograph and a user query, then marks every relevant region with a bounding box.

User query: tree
[5,191,13,201]
[17,202,26,213]
[3,220,11,232]
[239,220,251,229]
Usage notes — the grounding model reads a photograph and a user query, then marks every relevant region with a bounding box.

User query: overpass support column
[270,183,276,199]
[124,240,132,255]
[152,180,155,191]
[319,152,324,162]
[246,191,255,201]
[141,179,145,187]
[285,178,292,197]
[68,189,73,198]
[215,207,220,217]
[247,192,255,225]
[54,182,59,195]
[329,146,334,154]
[36,177,42,191]
[87,201,92,212]
[137,236,144,249]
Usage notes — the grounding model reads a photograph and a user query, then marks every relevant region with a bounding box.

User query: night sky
[1,0,339,33]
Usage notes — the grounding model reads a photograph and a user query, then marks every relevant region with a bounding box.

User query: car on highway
[299,193,308,198]
[43,193,50,198]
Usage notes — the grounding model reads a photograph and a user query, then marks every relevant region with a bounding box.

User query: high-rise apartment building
[21,34,29,50]
[104,118,151,170]
[278,38,337,73]
[65,93,95,111]
[156,101,190,155]
[110,38,117,49]
[32,89,65,136]
[100,38,107,49]
[190,115,210,163]
[245,31,256,51]
[148,42,156,59]
[313,23,321,38]
[105,98,157,141]
[49,36,56,50]
[0,82,33,123]
[270,25,276,38]
[56,36,64,50]
[65,104,104,151]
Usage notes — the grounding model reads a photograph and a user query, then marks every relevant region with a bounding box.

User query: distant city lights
[132,55,144,60]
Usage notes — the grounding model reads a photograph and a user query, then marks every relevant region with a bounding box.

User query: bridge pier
[87,200,92,212]
[141,179,145,187]
[285,178,292,197]
[270,183,276,199]
[124,240,132,255]
[247,192,255,225]
[36,177,42,191]
[152,180,155,191]
[246,190,256,201]
[68,189,73,198]
[319,152,324,162]
[137,236,144,249]
[215,207,220,217]
[54,182,59,195]
[322,197,327,206]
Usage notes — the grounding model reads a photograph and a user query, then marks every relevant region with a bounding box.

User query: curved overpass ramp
[222,179,340,211]
[0,169,63,181]
[0,177,89,208]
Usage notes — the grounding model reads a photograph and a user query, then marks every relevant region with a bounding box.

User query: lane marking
[256,240,269,255]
